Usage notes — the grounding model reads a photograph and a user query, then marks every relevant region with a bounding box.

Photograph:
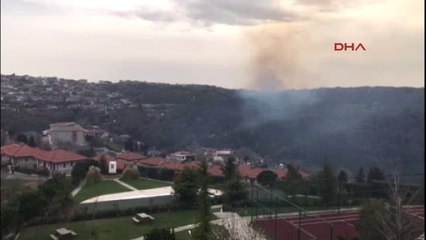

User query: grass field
[74,180,129,203]
[19,210,200,240]
[122,178,172,190]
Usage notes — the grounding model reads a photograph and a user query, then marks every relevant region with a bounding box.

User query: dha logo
[334,43,366,51]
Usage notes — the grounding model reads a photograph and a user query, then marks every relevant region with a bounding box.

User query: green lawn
[19,210,200,240]
[74,180,129,203]
[122,178,172,190]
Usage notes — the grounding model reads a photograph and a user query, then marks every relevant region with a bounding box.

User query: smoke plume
[245,22,310,90]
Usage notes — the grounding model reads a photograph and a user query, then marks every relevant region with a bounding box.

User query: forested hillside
[1,75,424,175]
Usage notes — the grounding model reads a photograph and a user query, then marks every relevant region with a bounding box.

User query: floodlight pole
[337,185,341,214]
[256,184,259,218]
[274,196,277,240]
[298,209,301,240]
[251,181,254,223]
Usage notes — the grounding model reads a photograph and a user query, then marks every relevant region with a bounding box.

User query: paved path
[113,178,138,191]
[71,179,86,197]
[1,171,48,181]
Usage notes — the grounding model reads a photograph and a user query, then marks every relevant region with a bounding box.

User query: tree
[144,228,175,240]
[283,164,303,196]
[28,136,37,147]
[1,205,19,238]
[16,134,28,144]
[173,167,199,206]
[124,138,134,151]
[315,162,337,206]
[216,214,266,240]
[356,168,365,183]
[256,170,277,186]
[223,157,237,181]
[192,161,212,240]
[367,167,385,183]
[38,173,74,218]
[99,156,109,175]
[85,166,102,184]
[120,167,139,181]
[17,191,46,222]
[377,175,424,240]
[337,170,348,183]
[71,160,99,186]
[356,199,386,240]
[224,173,248,207]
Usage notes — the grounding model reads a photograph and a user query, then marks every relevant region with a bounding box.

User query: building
[1,143,87,175]
[46,122,88,148]
[213,149,234,164]
[167,151,196,162]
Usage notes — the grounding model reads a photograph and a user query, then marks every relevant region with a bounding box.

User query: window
[72,131,77,143]
[63,163,66,168]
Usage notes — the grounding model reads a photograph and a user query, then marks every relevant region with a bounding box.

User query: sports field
[255,205,424,240]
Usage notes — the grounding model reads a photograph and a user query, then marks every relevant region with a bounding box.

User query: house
[46,122,88,148]
[1,143,87,175]
[167,151,196,162]
[213,149,234,164]
[237,164,310,182]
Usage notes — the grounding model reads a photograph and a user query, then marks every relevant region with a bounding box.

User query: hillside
[1,75,424,176]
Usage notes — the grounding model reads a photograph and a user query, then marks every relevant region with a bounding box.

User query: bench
[132,213,155,224]
[49,234,59,240]
[132,217,140,223]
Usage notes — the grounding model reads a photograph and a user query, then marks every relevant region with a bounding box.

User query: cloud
[110,0,299,26]
[176,0,299,26]
[112,9,178,23]
[1,0,62,15]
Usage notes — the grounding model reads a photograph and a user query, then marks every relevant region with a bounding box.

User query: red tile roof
[116,151,146,161]
[48,150,87,163]
[274,168,310,179]
[237,165,264,179]
[274,168,289,179]
[0,143,87,163]
[1,144,24,156]
[138,157,167,167]
[207,165,224,177]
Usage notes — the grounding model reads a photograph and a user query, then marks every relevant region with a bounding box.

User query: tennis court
[255,206,424,240]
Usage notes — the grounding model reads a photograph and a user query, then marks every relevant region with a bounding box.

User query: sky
[1,0,424,90]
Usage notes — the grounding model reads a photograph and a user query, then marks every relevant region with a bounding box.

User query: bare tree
[213,213,266,240]
[377,173,424,240]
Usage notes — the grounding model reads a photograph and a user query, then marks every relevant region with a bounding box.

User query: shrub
[85,167,102,184]
[120,167,139,181]
[144,228,175,240]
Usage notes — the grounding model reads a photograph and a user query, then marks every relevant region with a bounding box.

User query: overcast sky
[1,0,424,89]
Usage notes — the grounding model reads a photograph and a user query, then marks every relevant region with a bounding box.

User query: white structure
[168,151,195,162]
[213,149,233,164]
[46,122,88,148]
[109,161,117,174]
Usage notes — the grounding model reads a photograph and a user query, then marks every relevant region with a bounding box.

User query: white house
[46,122,88,148]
